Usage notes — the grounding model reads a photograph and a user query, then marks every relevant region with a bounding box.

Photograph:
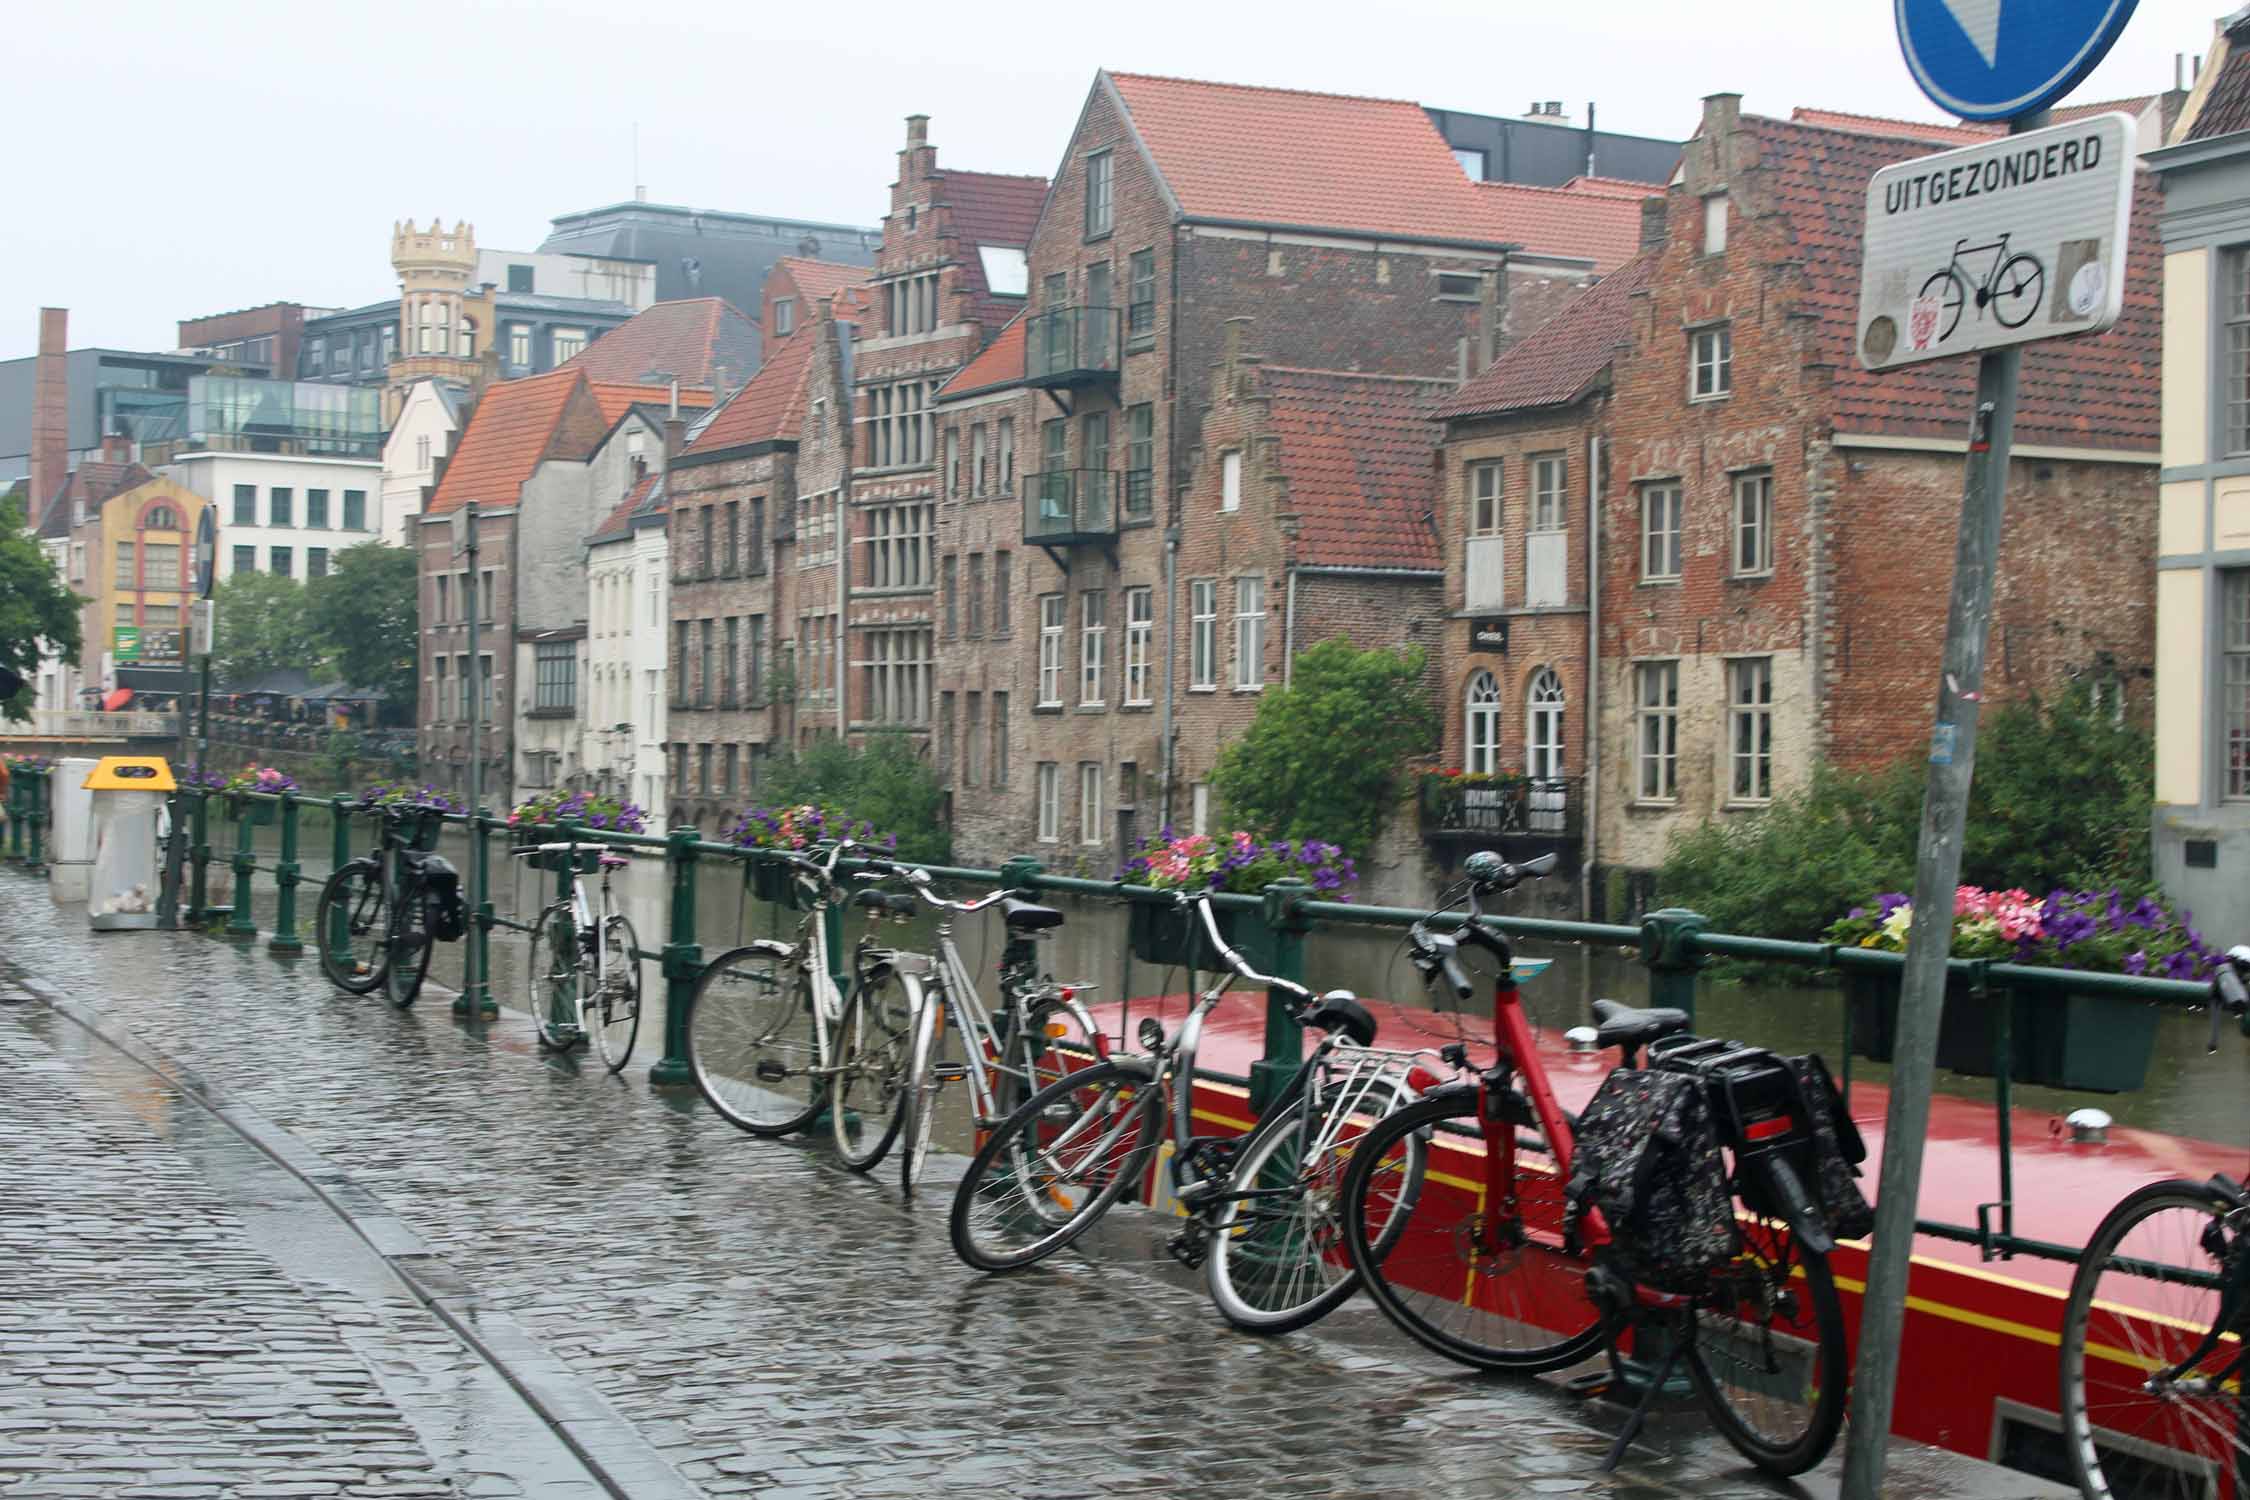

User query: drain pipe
[1161,527,1179,826]
[1583,433,1602,920]
[1283,567,1298,688]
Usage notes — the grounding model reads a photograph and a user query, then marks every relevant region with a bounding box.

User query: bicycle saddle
[1001,896,1063,931]
[1303,991,1377,1047]
[598,852,630,869]
[1590,997,1692,1051]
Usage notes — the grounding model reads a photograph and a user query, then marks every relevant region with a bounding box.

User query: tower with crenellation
[386,218,499,420]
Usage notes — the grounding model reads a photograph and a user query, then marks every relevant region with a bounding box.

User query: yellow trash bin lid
[83,757,178,792]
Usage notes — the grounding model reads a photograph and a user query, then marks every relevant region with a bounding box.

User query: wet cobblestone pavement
[0,870,2070,1499]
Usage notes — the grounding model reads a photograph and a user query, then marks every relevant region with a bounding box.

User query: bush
[756,732,950,863]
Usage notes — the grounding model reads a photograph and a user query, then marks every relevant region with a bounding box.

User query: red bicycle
[1339,850,1850,1476]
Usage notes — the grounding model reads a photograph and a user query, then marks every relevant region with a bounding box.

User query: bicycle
[862,863,1112,1195]
[2059,945,2250,1500]
[511,840,644,1073]
[315,802,462,1009]
[1337,849,1849,1477]
[949,887,1434,1335]
[1920,232,2046,342]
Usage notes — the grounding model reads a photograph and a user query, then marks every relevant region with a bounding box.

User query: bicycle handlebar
[1170,888,1315,1006]
[2209,946,2250,1052]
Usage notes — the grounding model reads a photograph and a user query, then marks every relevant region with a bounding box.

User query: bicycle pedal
[931,1062,971,1083]
[1165,1231,1208,1269]
[1558,1369,1612,1400]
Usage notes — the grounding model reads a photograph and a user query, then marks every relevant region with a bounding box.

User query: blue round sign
[1896,0,2139,122]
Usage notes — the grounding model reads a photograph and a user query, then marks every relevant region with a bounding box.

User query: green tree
[210,571,323,690]
[1209,637,1438,856]
[0,487,82,722]
[307,542,419,717]
[760,731,951,862]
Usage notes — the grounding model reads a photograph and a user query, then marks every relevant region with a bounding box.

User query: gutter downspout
[1583,433,1601,921]
[1162,527,1179,823]
[1283,567,1298,688]
[834,486,847,739]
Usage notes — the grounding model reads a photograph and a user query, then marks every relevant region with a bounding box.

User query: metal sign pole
[460,503,485,1019]
[1838,111,2043,1500]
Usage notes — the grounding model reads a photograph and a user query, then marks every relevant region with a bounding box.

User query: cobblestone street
[0,871,2070,1499]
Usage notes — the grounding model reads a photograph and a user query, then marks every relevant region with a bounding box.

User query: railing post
[648,825,702,1087]
[23,768,45,870]
[4,769,22,862]
[998,855,1044,893]
[267,791,302,953]
[455,808,498,1018]
[225,800,257,939]
[1638,907,1708,1021]
[188,788,212,925]
[1250,879,1312,1115]
[326,794,352,962]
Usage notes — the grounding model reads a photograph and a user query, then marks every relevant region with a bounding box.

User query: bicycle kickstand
[1600,1338,1684,1473]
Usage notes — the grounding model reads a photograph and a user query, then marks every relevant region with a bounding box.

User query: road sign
[189,600,215,658]
[1857,112,2133,370]
[193,509,217,599]
[1896,0,2139,121]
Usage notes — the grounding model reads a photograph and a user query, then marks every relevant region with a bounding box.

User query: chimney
[906,114,929,148]
[1479,265,1509,367]
[100,429,131,465]
[29,307,68,513]
[1640,194,1670,252]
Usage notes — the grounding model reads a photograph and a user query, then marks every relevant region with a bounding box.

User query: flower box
[1841,969,2158,1093]
[1128,900,1255,970]
[749,856,804,910]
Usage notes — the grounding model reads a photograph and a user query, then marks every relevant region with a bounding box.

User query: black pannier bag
[1787,1052,1874,1240]
[1565,1068,1741,1292]
[420,856,469,942]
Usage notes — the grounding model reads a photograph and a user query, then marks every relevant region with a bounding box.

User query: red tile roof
[936,313,1026,400]
[1261,367,1448,570]
[42,460,154,538]
[2187,20,2250,141]
[589,381,705,431]
[771,257,873,310]
[1788,107,2002,146]
[561,298,758,393]
[1106,71,1507,246]
[1475,181,1652,273]
[1434,251,1658,420]
[1748,114,2159,451]
[2053,95,2157,124]
[944,170,1047,329]
[589,471,663,546]
[425,370,582,516]
[680,324,821,456]
[1563,174,1674,198]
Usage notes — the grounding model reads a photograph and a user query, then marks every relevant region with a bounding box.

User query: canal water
[180,805,2250,1151]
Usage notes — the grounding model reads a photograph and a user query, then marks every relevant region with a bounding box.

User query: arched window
[144,505,178,531]
[457,317,476,359]
[1526,668,1565,779]
[1465,670,1502,775]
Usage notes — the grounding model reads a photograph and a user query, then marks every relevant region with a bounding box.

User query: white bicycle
[513,840,643,1072]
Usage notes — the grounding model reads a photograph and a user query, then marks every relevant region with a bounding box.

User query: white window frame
[1690,325,1733,401]
[2226,570,2250,799]
[1641,484,1683,582]
[1466,670,1502,775]
[1530,454,1566,532]
[1233,576,1266,690]
[507,325,531,368]
[772,297,796,337]
[1085,150,1113,238]
[1526,667,1565,779]
[1124,587,1153,705]
[1733,471,1774,577]
[552,327,587,363]
[1635,660,1680,803]
[1189,579,1217,690]
[1703,192,1728,255]
[1728,656,1774,805]
[1079,763,1103,844]
[1221,450,1242,513]
[1037,762,1060,843]
[1038,594,1065,706]
[1080,589,1106,705]
[1469,460,1503,535]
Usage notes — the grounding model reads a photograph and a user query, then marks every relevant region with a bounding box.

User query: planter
[514,831,600,875]
[225,796,275,827]
[749,855,804,910]
[1841,969,2159,1093]
[1128,899,1254,969]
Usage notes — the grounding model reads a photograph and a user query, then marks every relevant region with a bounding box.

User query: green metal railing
[1,762,2221,1267]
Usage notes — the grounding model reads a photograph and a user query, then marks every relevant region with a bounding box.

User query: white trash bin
[85,757,175,931]
[47,756,98,904]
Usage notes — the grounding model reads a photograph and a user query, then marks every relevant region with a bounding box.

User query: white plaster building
[585,473,671,825]
[381,380,469,549]
[165,450,385,583]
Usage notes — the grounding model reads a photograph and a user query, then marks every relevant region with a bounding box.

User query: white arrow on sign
[1938,0,2004,70]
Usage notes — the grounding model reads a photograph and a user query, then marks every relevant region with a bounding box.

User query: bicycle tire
[2061,1179,2248,1500]
[949,1059,1161,1273]
[526,905,584,1050]
[1206,1075,1426,1334]
[1919,267,1967,342]
[315,863,388,995]
[1990,253,2045,330]
[1684,1215,1850,1476]
[1341,1089,1605,1372]
[832,970,916,1171]
[897,979,945,1195]
[685,943,824,1137]
[592,914,642,1074]
[381,881,434,1010]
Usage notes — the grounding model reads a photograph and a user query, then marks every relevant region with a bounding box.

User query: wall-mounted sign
[1469,617,1510,654]
[114,626,142,662]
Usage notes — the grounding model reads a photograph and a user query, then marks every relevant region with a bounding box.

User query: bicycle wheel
[1919,268,1967,342]
[1207,1074,1426,1334]
[832,970,916,1171]
[592,914,642,1074]
[898,980,946,1195]
[685,943,823,1136]
[2062,1180,2249,1500]
[949,1059,1161,1273]
[525,904,585,1050]
[1341,1089,1606,1372]
[381,883,434,1009]
[315,862,388,995]
[1685,1212,1849,1476]
[1990,253,2046,329]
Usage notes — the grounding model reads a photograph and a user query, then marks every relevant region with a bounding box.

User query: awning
[102,688,133,711]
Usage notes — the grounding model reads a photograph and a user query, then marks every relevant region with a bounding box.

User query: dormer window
[773,297,796,337]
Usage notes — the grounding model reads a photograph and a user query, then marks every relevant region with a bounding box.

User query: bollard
[189,789,213,925]
[649,825,702,1087]
[326,794,352,963]
[1638,907,1708,1021]
[267,792,302,953]
[1249,879,1311,1115]
[23,768,45,870]
[4,770,22,862]
[225,801,258,939]
[456,807,498,1018]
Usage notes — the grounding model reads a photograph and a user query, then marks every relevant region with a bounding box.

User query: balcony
[1420,775,1583,843]
[1024,306,1119,389]
[1024,470,1119,548]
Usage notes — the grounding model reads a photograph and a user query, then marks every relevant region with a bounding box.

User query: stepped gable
[1261,366,1449,570]
[1434,249,1657,420]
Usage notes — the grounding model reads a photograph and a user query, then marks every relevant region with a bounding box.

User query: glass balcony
[1023,470,1119,546]
[1024,306,1120,388]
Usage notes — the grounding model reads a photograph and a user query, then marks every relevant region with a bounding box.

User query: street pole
[1839,113,2042,1500]
[456,502,488,1020]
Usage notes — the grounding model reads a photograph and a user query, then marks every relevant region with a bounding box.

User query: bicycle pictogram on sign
[1913,234,2046,350]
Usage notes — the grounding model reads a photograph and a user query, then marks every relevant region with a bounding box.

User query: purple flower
[1847,907,1866,921]
[2123,951,2148,976]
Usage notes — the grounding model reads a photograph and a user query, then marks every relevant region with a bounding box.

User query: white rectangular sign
[1856,112,2134,370]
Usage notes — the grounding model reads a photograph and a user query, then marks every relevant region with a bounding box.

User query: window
[673,621,691,704]
[748,615,766,702]
[1037,763,1060,842]
[145,505,178,531]
[1085,150,1113,237]
[114,602,134,629]
[1527,667,1565,779]
[306,489,329,529]
[1452,147,1488,179]
[1125,405,1154,517]
[416,435,431,471]
[1704,193,1729,255]
[1641,484,1683,581]
[270,547,293,578]
[1086,261,1112,319]
[379,325,395,367]
[1729,657,1774,803]
[434,659,450,722]
[1233,577,1265,689]
[966,554,986,637]
[1469,461,1503,535]
[699,507,715,579]
[552,328,587,363]
[343,490,366,530]
[1191,783,1210,836]
[1733,471,1774,576]
[945,428,960,498]
[723,617,739,704]
[883,273,942,337]
[723,502,740,575]
[698,744,712,793]
[1466,670,1501,774]
[1691,325,1733,400]
[747,497,765,571]
[1127,249,1155,340]
[772,297,796,337]
[865,378,938,467]
[307,547,328,579]
[232,484,256,527]
[996,419,1015,491]
[1530,455,1566,532]
[145,542,180,586]
[1080,589,1106,705]
[535,640,576,710]
[1636,661,1680,801]
[2229,572,2250,797]
[481,569,495,621]
[1038,594,1065,705]
[942,554,960,641]
[993,551,1012,635]
[992,691,1011,786]
[1221,450,1242,513]
[722,745,738,796]
[698,618,715,706]
[860,628,933,724]
[938,693,955,779]
[507,263,534,294]
[2230,251,2250,454]
[1079,763,1103,844]
[861,503,934,589]
[1125,587,1153,705]
[1437,272,1482,301]
[1190,580,1217,689]
[232,545,255,574]
[965,693,984,787]
[306,337,326,371]
[970,423,988,495]
[508,325,531,368]
[796,492,837,567]
[114,541,135,588]
[437,575,453,623]
[270,488,293,527]
[1041,417,1066,483]
[1082,409,1110,481]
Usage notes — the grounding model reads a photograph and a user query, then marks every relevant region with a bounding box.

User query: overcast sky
[8,0,2223,360]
